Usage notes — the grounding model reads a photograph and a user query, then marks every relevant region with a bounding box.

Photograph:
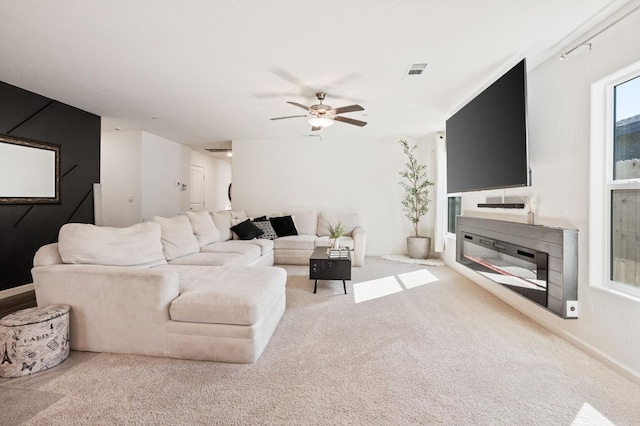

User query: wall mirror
[0,134,60,204]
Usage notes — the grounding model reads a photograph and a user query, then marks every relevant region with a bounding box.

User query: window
[447,195,461,234]
[591,60,640,298]
[610,75,640,289]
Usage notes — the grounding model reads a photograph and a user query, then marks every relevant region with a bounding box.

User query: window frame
[446,194,462,237]
[590,59,640,300]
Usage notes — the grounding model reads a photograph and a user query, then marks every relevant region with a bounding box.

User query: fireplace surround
[456,216,578,319]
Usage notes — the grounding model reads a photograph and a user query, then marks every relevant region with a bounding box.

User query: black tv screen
[446,59,529,193]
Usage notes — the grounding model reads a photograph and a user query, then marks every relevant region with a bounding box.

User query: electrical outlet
[566,301,578,318]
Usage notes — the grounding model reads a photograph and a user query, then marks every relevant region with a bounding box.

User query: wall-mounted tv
[446,59,530,193]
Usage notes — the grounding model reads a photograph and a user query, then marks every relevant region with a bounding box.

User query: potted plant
[328,221,345,250]
[399,139,434,259]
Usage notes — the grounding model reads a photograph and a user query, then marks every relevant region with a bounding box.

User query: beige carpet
[3,258,640,425]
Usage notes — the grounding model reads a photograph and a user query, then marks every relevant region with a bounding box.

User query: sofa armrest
[31,264,180,357]
[351,226,367,267]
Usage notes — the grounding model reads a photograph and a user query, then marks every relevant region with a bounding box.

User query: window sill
[590,282,640,304]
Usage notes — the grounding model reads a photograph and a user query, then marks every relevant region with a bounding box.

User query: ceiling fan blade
[311,126,322,131]
[287,101,310,111]
[334,116,367,127]
[270,115,307,121]
[332,104,364,114]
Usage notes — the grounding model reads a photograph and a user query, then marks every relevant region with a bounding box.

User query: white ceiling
[0,1,635,149]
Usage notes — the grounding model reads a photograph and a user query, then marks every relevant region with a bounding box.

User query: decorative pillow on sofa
[58,222,167,267]
[150,215,200,261]
[286,210,318,235]
[211,211,233,241]
[317,212,360,237]
[229,210,248,222]
[252,219,278,240]
[269,215,298,237]
[186,210,221,247]
[230,219,264,240]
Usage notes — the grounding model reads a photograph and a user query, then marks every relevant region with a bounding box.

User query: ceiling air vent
[403,62,428,80]
[204,147,233,158]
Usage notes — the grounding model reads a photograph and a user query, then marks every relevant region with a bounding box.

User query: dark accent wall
[0,81,100,291]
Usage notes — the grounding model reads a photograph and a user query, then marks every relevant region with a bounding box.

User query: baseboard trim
[446,258,640,386]
[0,283,35,300]
[545,320,640,386]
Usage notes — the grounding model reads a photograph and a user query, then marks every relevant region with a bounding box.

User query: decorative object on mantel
[327,220,345,250]
[525,198,536,225]
[399,140,434,259]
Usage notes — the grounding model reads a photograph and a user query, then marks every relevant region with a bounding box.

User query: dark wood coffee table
[309,246,351,294]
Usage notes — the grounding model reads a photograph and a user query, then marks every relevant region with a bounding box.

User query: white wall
[100,131,142,226]
[190,151,232,212]
[100,131,192,224]
[140,132,191,219]
[232,135,438,255]
[444,10,640,381]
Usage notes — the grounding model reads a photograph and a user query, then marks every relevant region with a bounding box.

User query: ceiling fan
[270,92,367,131]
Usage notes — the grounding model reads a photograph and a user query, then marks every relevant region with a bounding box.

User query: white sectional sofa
[31,209,366,364]
[267,210,366,267]
[32,213,285,363]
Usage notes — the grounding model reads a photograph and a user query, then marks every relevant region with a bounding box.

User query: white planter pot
[332,237,340,250]
[407,236,431,259]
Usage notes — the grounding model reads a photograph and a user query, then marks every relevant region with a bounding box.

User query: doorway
[190,165,205,211]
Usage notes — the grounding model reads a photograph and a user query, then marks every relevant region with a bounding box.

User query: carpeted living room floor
[2,257,639,425]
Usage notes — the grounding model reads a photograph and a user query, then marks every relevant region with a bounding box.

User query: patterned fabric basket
[0,304,70,378]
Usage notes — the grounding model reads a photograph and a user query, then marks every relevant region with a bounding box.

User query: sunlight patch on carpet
[571,402,615,426]
[353,276,403,303]
[398,269,439,289]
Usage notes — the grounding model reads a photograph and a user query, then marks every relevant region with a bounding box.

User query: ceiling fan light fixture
[308,116,334,128]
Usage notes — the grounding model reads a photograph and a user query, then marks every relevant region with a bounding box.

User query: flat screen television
[446,59,530,193]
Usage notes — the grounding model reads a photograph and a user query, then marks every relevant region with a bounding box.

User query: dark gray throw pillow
[269,215,298,237]
[230,219,264,240]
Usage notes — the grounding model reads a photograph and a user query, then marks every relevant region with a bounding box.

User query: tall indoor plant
[399,139,434,259]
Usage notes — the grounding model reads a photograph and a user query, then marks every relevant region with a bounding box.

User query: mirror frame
[0,134,61,204]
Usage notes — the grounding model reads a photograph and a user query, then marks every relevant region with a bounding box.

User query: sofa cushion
[211,211,233,241]
[167,252,249,266]
[287,211,318,235]
[230,219,264,240]
[186,211,221,247]
[168,265,287,326]
[151,215,200,261]
[229,210,248,222]
[317,212,360,237]
[33,243,63,267]
[273,234,317,250]
[270,215,298,237]
[252,219,278,240]
[201,241,262,262]
[58,222,166,267]
[233,239,274,256]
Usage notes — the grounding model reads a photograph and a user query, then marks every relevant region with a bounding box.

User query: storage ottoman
[0,304,70,378]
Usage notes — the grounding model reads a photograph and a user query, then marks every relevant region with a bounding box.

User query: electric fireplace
[456,216,578,319]
[459,232,548,307]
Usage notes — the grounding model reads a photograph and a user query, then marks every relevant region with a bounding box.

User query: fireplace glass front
[459,233,548,307]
